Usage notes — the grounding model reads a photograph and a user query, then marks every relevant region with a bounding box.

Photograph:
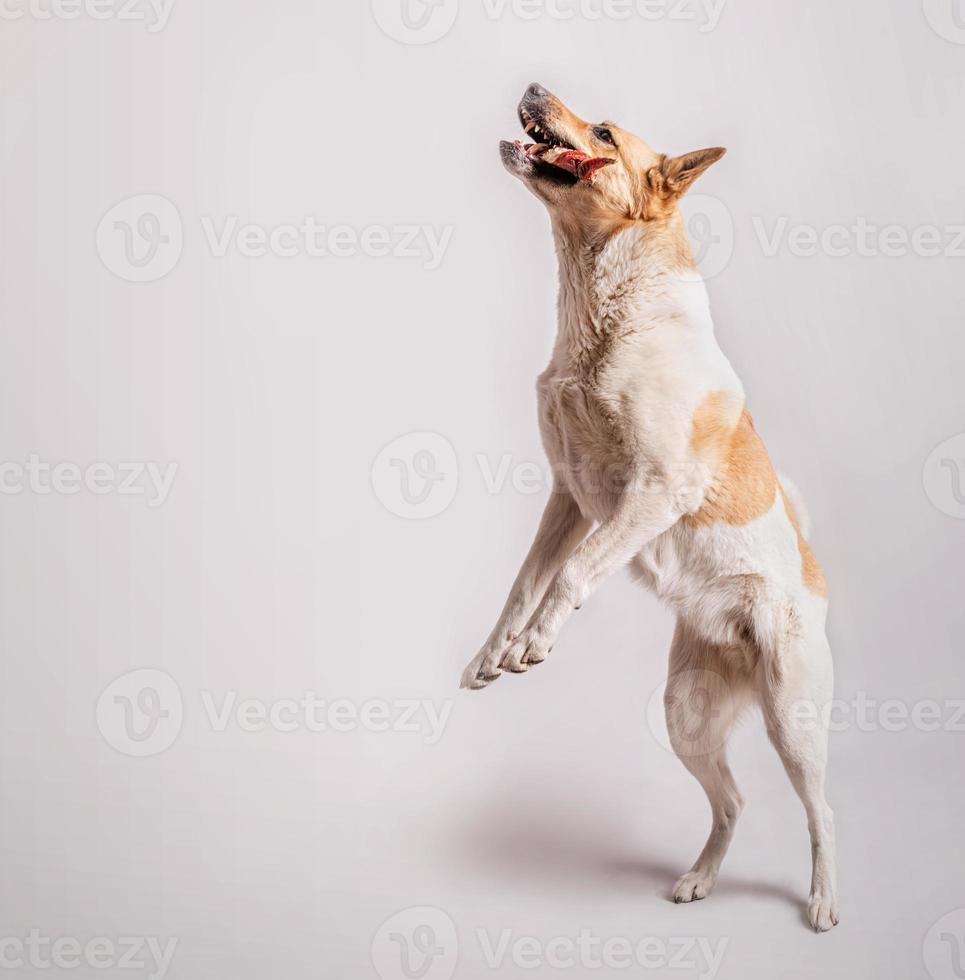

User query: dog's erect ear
[647,147,726,198]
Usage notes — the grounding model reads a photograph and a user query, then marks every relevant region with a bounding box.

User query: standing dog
[461,84,838,932]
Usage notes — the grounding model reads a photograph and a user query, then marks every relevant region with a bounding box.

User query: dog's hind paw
[672,869,717,904]
[807,890,839,932]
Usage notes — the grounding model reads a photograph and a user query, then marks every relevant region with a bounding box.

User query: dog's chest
[537,372,631,521]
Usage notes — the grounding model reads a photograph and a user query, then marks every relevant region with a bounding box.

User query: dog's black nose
[526,82,550,100]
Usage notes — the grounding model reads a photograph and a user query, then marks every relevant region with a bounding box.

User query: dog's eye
[594,127,615,146]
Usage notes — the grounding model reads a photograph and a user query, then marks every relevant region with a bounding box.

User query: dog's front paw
[460,625,555,690]
[672,869,717,904]
[807,888,839,932]
[498,625,553,673]
[460,646,503,690]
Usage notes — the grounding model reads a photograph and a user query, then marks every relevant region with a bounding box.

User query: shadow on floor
[448,786,801,912]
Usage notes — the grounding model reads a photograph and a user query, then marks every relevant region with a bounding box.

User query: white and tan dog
[461,84,838,932]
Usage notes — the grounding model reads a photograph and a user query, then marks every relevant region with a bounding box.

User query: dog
[460,83,838,932]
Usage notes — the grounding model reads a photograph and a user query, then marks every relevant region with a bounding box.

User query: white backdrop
[2,1,965,978]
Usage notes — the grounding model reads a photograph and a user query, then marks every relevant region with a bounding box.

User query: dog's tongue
[533,145,615,183]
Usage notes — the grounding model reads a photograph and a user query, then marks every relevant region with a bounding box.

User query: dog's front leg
[460,485,591,690]
[498,485,682,673]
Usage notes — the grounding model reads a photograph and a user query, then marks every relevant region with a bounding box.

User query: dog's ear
[647,147,726,198]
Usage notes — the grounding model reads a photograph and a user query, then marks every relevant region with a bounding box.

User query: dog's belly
[633,528,759,650]
[633,495,806,647]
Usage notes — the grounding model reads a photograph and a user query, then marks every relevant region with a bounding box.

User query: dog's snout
[526,82,550,100]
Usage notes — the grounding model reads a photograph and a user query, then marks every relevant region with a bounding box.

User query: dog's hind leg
[757,606,838,931]
[665,621,751,904]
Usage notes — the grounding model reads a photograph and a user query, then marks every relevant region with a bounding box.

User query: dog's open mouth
[510,107,615,186]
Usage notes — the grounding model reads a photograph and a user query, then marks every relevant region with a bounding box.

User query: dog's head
[500,83,725,231]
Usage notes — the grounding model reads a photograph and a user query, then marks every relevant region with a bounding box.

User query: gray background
[2,0,964,977]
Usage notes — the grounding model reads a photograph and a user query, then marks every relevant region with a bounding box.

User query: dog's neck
[549,214,712,372]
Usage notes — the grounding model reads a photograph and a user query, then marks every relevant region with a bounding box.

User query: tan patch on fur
[683,391,829,597]
[689,390,742,457]
[684,396,777,528]
[780,486,828,598]
[661,211,698,272]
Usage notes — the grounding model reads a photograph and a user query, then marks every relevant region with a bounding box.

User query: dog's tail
[779,475,811,539]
